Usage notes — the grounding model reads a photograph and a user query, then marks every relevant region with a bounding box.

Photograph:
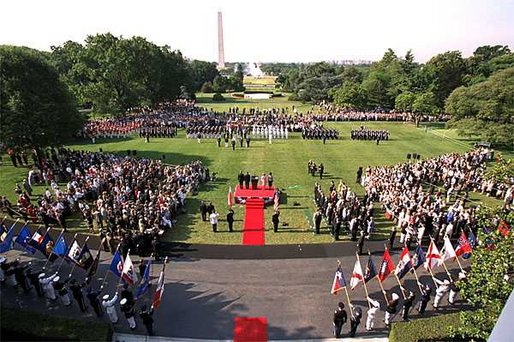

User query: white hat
[458,272,466,280]
[120,298,127,305]
[53,276,60,283]
[102,294,109,300]
[38,273,46,279]
[443,279,450,285]
[391,293,400,301]
[0,256,6,264]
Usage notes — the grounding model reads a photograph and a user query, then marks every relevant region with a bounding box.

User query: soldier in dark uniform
[319,163,325,180]
[26,266,44,297]
[357,230,366,255]
[70,279,87,312]
[121,283,135,305]
[139,305,155,336]
[401,288,416,321]
[333,302,347,338]
[272,210,280,232]
[227,209,234,232]
[417,282,432,314]
[349,305,362,337]
[86,286,104,317]
[246,136,250,147]
[313,208,322,234]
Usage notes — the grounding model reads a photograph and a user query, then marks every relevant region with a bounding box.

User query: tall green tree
[446,67,514,146]
[0,45,84,147]
[332,81,368,109]
[188,60,219,93]
[424,51,467,108]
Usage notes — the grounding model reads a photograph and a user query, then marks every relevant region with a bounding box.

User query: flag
[463,230,477,259]
[411,245,426,269]
[424,240,441,270]
[38,230,54,258]
[77,243,94,269]
[152,261,167,309]
[110,249,124,277]
[378,249,395,283]
[28,228,45,250]
[136,259,151,299]
[87,247,101,279]
[14,225,36,254]
[122,252,138,285]
[439,236,457,265]
[349,260,364,290]
[274,192,280,212]
[394,246,412,280]
[363,255,378,283]
[330,265,346,294]
[455,232,472,257]
[0,227,14,253]
[498,219,511,237]
[227,187,233,207]
[66,240,82,264]
[52,233,68,257]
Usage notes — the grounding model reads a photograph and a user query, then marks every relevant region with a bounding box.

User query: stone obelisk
[217,11,225,69]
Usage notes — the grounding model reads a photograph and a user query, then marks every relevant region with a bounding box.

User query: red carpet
[243,198,265,245]
[233,317,268,342]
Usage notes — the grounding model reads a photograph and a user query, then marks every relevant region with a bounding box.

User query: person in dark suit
[139,305,154,335]
[313,208,322,234]
[227,209,234,232]
[272,210,280,232]
[70,279,87,312]
[319,163,325,179]
[200,201,207,221]
[244,172,251,189]
[333,302,347,338]
[246,136,250,147]
[238,171,244,188]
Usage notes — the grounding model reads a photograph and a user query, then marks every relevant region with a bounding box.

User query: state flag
[77,243,94,269]
[0,226,14,253]
[394,246,412,280]
[330,265,346,294]
[28,228,45,250]
[349,260,364,290]
[152,260,168,309]
[411,245,426,269]
[52,233,68,257]
[14,225,36,254]
[424,240,441,270]
[363,255,378,283]
[378,249,395,283]
[439,236,457,265]
[66,240,82,264]
[109,249,124,278]
[497,219,511,237]
[122,252,138,285]
[455,232,472,257]
[227,187,233,208]
[463,230,477,259]
[38,231,54,258]
[136,259,151,299]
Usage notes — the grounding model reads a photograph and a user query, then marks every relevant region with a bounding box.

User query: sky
[1,0,513,63]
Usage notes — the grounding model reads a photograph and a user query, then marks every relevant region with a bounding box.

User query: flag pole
[440,259,454,282]
[42,227,58,270]
[336,260,353,316]
[427,266,440,289]
[356,252,371,310]
[370,249,389,302]
[384,243,406,299]
[117,248,130,288]
[101,244,120,289]
[69,236,89,278]
[454,254,465,272]
[86,237,104,282]
[57,233,77,273]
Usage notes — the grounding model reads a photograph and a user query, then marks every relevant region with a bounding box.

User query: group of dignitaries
[0,254,156,336]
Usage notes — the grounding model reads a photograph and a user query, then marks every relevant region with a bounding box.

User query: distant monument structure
[217,11,225,69]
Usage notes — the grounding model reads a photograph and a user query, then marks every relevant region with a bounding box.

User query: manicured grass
[243,75,277,85]
[1,307,112,341]
[389,312,462,342]
[1,122,507,244]
[195,92,314,113]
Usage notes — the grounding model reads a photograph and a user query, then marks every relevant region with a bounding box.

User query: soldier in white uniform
[39,272,58,300]
[102,291,119,324]
[365,296,380,331]
[433,277,451,308]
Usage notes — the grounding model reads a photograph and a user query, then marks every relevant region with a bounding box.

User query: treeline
[0,33,243,147]
[274,46,514,145]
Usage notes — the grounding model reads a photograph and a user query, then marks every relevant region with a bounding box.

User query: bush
[200,81,214,93]
[389,312,462,342]
[288,93,300,101]
[212,93,225,102]
[0,307,112,341]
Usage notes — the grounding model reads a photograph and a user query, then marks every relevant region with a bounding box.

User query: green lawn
[1,122,507,244]
[195,92,314,113]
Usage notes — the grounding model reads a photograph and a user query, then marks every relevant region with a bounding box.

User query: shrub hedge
[389,312,462,342]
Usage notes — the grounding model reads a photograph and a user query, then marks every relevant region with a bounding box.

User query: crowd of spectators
[1,147,209,256]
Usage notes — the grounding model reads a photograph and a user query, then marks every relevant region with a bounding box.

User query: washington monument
[217,11,225,69]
